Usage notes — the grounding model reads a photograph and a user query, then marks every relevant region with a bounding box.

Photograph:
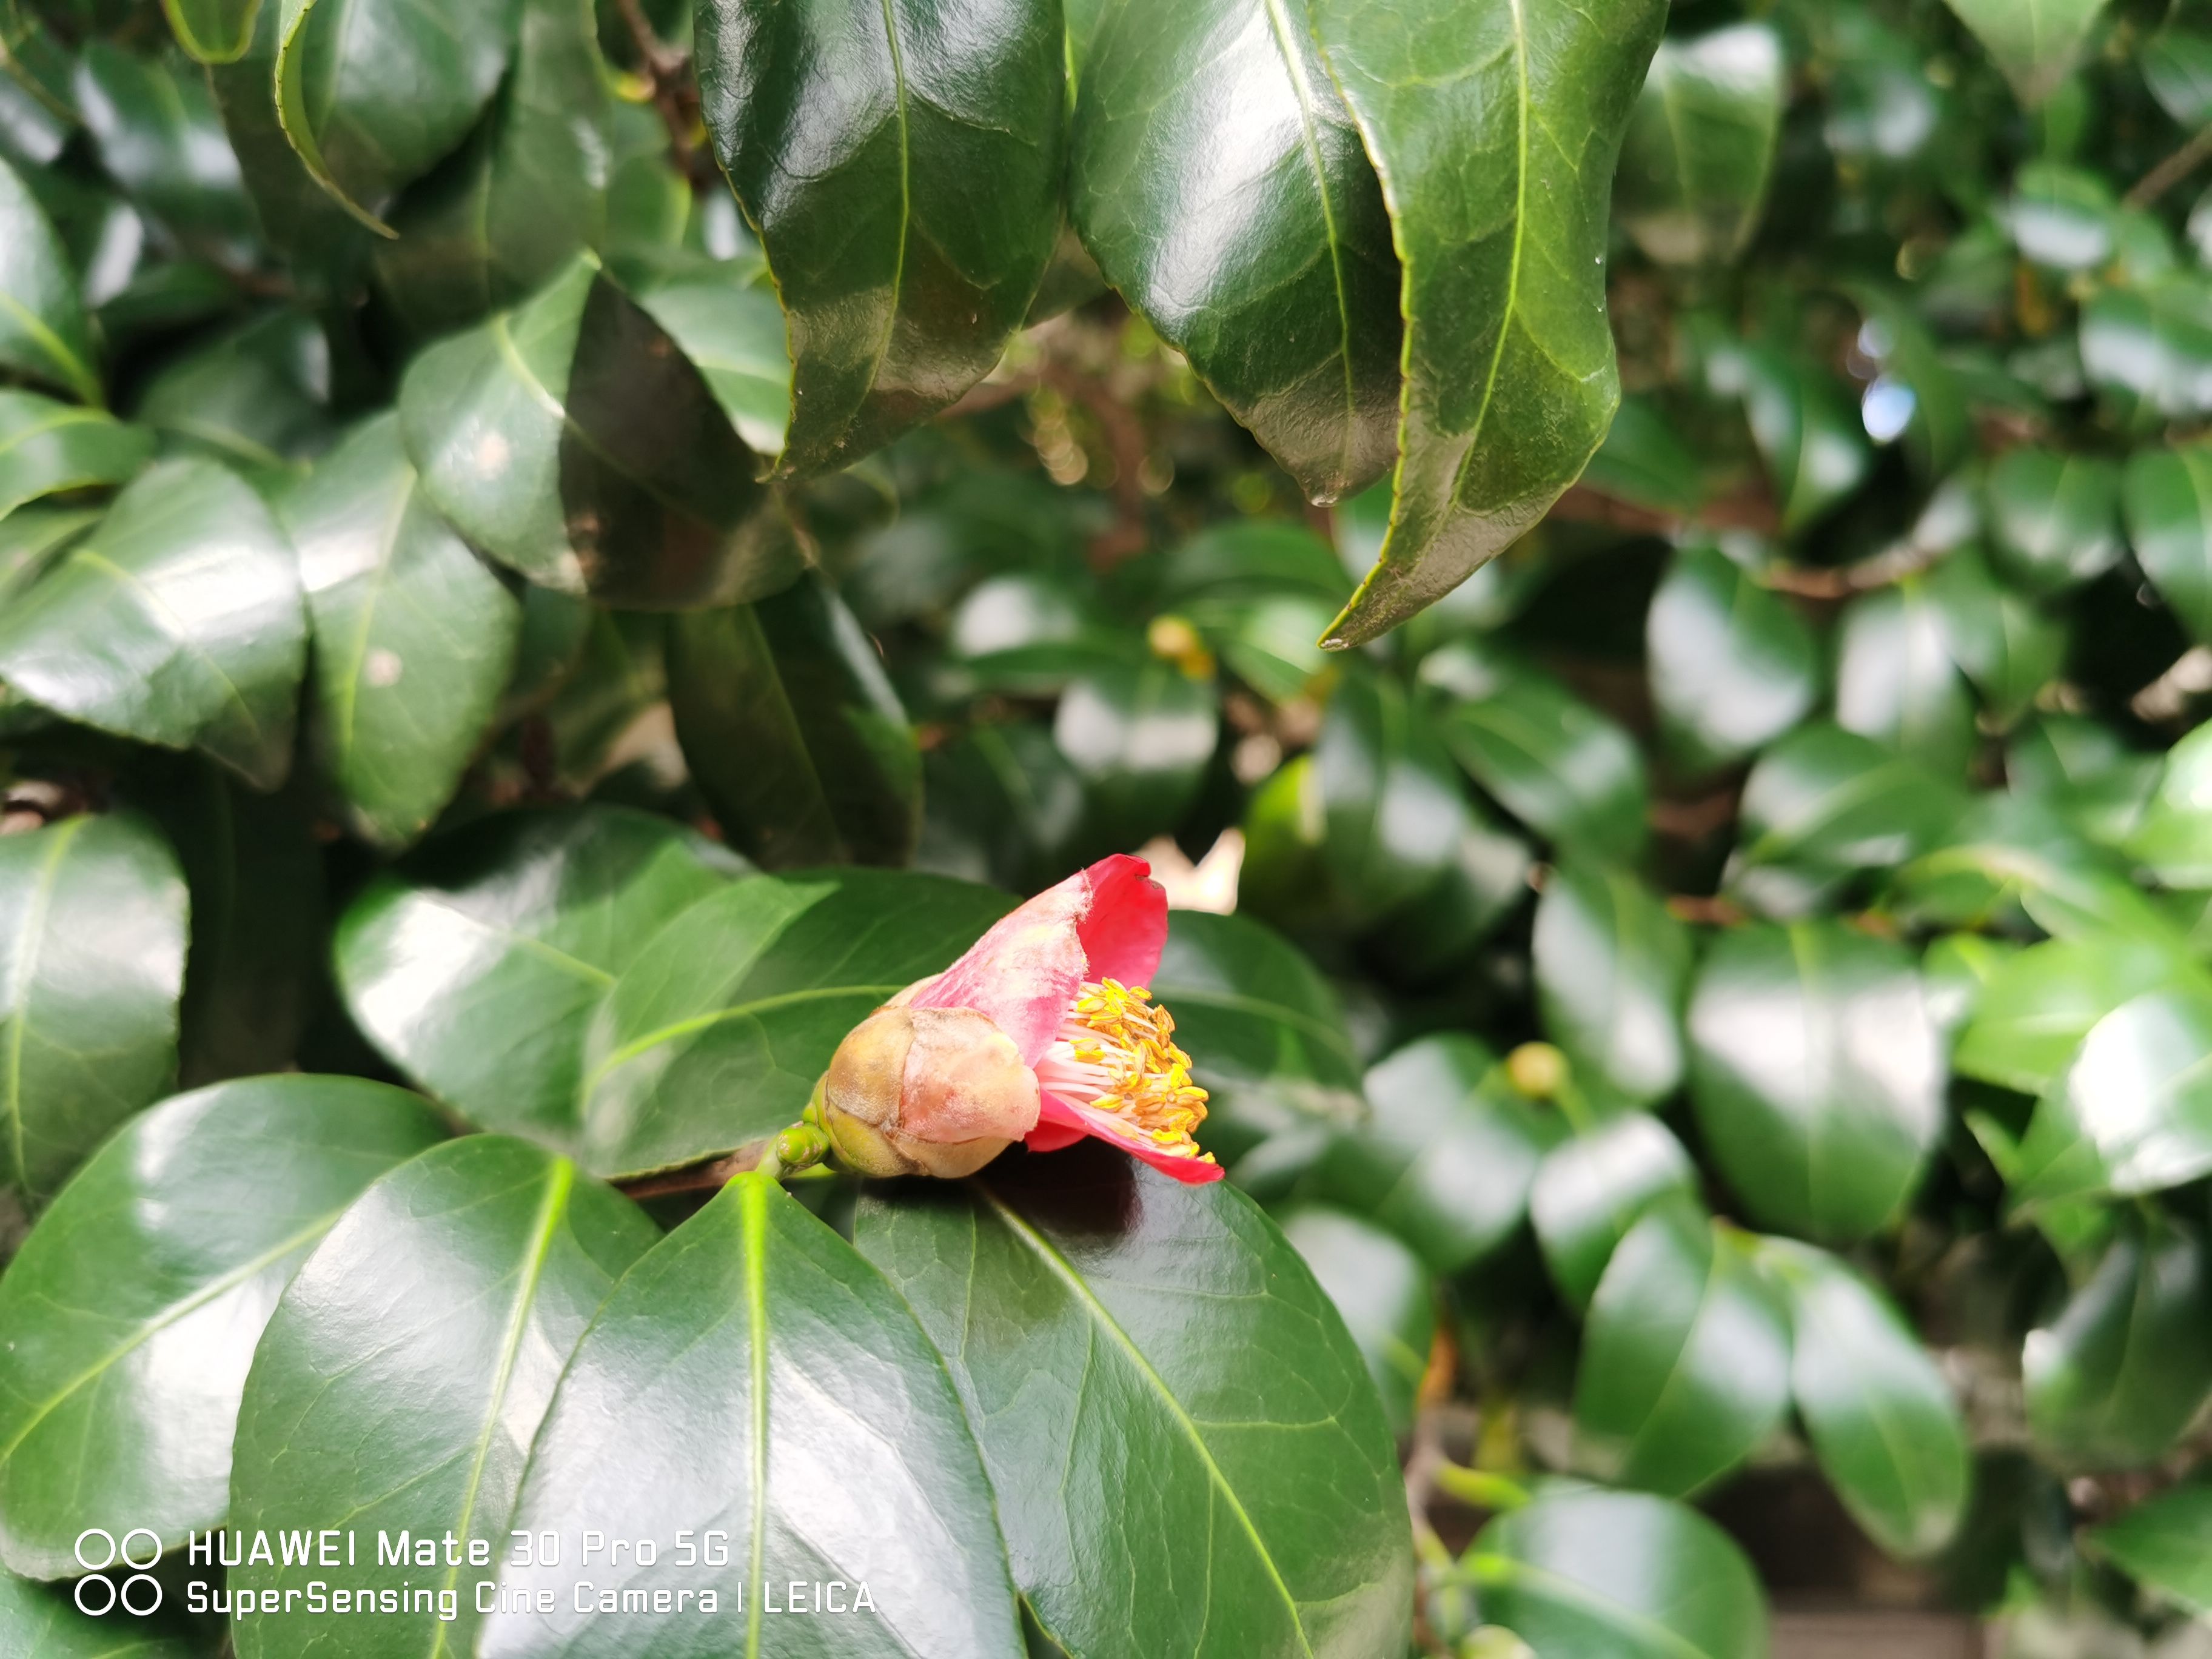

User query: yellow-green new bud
[817,1005,1041,1179]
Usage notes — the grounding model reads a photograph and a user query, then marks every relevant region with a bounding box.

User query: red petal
[1073,854,1168,986]
[1036,1094,1224,1182]
[911,873,1091,1062]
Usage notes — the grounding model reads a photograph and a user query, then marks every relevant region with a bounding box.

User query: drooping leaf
[2025,1209,2212,1469]
[273,0,518,232]
[697,0,1064,474]
[1529,1111,1698,1312]
[2124,441,2212,646]
[0,813,186,1211]
[1941,0,2110,107]
[478,1171,1024,1658]
[229,1136,657,1659]
[72,41,257,264]
[1278,1203,1435,1436]
[1533,863,1690,1109]
[286,413,523,848]
[0,389,150,517]
[857,1144,1415,1659]
[1646,541,1820,773]
[0,1076,445,1578]
[580,869,1014,1178]
[1323,1033,1561,1275]
[398,253,795,606]
[670,575,922,870]
[2089,1483,2212,1616]
[0,155,99,405]
[1688,920,1945,1244]
[1832,581,1979,778]
[1573,1198,1792,1498]
[0,457,305,789]
[1985,447,2122,596]
[1311,0,1667,644]
[2011,988,2212,1210]
[1760,1238,1969,1559]
[1316,671,1470,919]
[1616,24,1786,267]
[334,806,742,1145]
[1070,0,1396,507]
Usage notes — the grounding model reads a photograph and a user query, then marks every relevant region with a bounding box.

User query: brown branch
[612,0,703,179]
[615,1142,765,1201]
[2129,122,2212,208]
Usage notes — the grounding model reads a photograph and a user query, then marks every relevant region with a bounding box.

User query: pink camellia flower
[815,854,1222,1183]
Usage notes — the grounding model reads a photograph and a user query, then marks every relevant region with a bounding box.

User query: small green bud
[1506,1042,1566,1101]
[772,1121,832,1174]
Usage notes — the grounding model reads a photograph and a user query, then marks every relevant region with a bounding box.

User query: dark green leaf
[1985,447,2122,596]
[1728,722,1964,907]
[1646,541,1820,772]
[671,577,920,870]
[230,1136,657,1659]
[1688,920,1943,1244]
[2010,714,2160,848]
[580,869,1013,1177]
[858,1145,1413,1659]
[1923,545,2065,726]
[1714,342,1871,533]
[273,0,518,232]
[699,0,1064,472]
[1071,0,1395,506]
[1470,1486,1766,1659]
[1574,1198,1791,1497]
[0,457,304,788]
[0,1076,445,1577]
[2082,278,2212,424]
[1278,1203,1435,1436]
[0,389,150,515]
[1760,1238,1969,1558]
[1941,0,2108,106]
[2011,988,2212,1209]
[1954,936,2195,1098]
[287,413,523,847]
[1052,657,1218,856]
[1533,863,1690,1108]
[2025,1210,2212,1469]
[162,0,258,62]
[1317,672,1470,918]
[1324,1033,1561,1275]
[0,813,185,1210]
[1617,23,1785,267]
[620,252,790,456]
[2124,441,2212,645]
[1529,1111,1697,1312]
[1832,581,1978,777]
[131,309,333,472]
[2088,1483,2212,1615]
[0,155,98,404]
[1312,0,1665,643]
[2147,5,2212,126]
[481,1171,1025,1658]
[0,1566,201,1656]
[1580,394,1704,514]
[72,42,257,263]
[334,806,742,1145]
[398,253,794,607]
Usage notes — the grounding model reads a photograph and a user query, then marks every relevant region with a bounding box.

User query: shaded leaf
[1715,341,1871,533]
[620,250,791,456]
[2124,440,2212,646]
[0,389,150,516]
[0,155,98,404]
[1279,1203,1434,1436]
[1728,722,1965,908]
[132,309,333,472]
[73,41,256,263]
[1923,545,2066,726]
[1617,24,1786,267]
[0,1566,202,1656]
[2089,1483,2212,1616]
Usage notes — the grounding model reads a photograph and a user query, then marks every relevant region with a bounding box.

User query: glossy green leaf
[1761,1238,1969,1559]
[1923,545,2065,726]
[671,577,920,870]
[1071,0,1395,506]
[1574,1198,1791,1497]
[0,155,98,405]
[1985,447,2122,597]
[1646,541,1820,772]
[1942,0,2109,106]
[1617,24,1785,267]
[1954,936,2193,1098]
[163,0,260,62]
[287,414,522,847]
[1533,863,1689,1108]
[132,309,334,472]
[580,869,1013,1178]
[1529,1111,1697,1312]
[0,457,304,788]
[2002,163,2116,272]
[2011,714,2160,848]
[0,1076,445,1577]
[1892,792,2176,946]
[2088,1483,2212,1615]
[273,0,518,232]
[1324,1033,1561,1275]
[1150,908,1368,1160]
[0,1566,202,1657]
[620,252,791,456]
[371,0,609,338]
[858,1144,1413,1659]
[1279,1203,1434,1436]
[2082,277,2212,424]
[920,719,1088,893]
[0,813,185,1210]
[699,0,1064,474]
[0,389,150,516]
[2011,988,2212,1209]
[1470,1486,1766,1659]
[1715,342,1871,533]
[1317,671,1470,918]
[2025,1210,2212,1468]
[72,42,257,263]
[230,1136,657,1659]
[398,253,793,606]
[1312,0,1664,643]
[481,1172,1025,1658]
[2129,720,2212,887]
[1728,722,1964,906]
[1053,657,1218,856]
[1424,643,1648,861]
[2147,4,2212,126]
[2124,441,2212,646]
[335,806,742,1144]
[1832,581,1978,777]
[1689,920,1944,1244]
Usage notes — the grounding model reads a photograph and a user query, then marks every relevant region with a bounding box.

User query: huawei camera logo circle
[73,1527,163,1615]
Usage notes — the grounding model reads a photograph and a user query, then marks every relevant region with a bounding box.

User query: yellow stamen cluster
[1052,979,1213,1162]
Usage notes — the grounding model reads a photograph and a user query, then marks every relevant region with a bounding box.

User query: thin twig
[2128,122,2212,207]
[612,0,702,178]
[616,1142,764,1201]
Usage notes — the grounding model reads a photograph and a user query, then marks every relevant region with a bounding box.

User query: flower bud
[817,1005,1041,1179]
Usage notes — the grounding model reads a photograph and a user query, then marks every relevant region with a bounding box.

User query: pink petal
[1037,1094,1224,1183]
[911,872,1091,1062]
[1073,854,1168,986]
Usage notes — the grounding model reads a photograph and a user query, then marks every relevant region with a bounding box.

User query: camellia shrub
[10,0,2212,1654]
